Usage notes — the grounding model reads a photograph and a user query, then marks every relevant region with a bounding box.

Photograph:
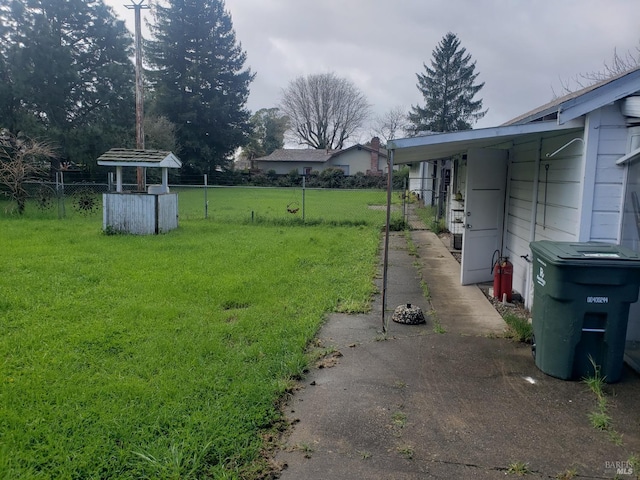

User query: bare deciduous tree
[280,73,371,150]
[555,44,640,96]
[0,130,56,214]
[370,106,410,145]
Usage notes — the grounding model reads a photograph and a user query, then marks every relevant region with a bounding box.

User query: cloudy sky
[108,0,640,140]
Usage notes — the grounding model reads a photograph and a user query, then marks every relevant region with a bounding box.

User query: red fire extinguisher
[492,254,513,303]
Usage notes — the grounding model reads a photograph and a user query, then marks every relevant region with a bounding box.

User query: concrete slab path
[274,208,640,479]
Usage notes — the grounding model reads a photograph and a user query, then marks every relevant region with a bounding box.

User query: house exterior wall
[502,103,630,308]
[254,161,325,175]
[584,103,628,242]
[326,149,378,174]
[502,130,586,308]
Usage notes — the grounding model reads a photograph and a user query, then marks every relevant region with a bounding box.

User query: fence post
[56,171,66,219]
[204,174,208,219]
[302,175,305,223]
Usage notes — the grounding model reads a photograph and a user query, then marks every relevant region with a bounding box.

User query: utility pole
[125,0,149,191]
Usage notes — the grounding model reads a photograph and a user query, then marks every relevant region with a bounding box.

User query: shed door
[461,148,508,285]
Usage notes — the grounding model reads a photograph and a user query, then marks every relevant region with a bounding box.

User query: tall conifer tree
[0,0,135,171]
[146,0,254,174]
[408,32,486,134]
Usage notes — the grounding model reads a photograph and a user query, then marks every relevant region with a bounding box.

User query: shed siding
[158,193,179,232]
[588,103,628,242]
[103,193,179,235]
[503,139,538,297]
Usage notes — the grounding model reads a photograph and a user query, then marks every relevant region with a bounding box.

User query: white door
[460,148,508,285]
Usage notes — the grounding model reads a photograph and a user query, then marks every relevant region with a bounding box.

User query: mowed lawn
[0,187,388,479]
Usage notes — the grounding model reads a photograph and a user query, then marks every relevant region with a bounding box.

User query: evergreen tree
[146,0,254,175]
[408,32,486,134]
[0,0,135,172]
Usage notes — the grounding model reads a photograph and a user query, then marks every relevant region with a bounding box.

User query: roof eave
[388,119,585,164]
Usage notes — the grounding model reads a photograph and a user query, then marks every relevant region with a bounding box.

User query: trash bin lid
[530,240,640,267]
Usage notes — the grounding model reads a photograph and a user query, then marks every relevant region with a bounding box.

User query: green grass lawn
[0,187,388,479]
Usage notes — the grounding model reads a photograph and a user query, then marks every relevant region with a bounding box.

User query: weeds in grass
[392,412,408,428]
[295,443,314,458]
[388,214,408,231]
[0,188,386,479]
[404,231,418,257]
[358,450,372,460]
[420,280,430,299]
[503,313,533,343]
[555,468,578,479]
[393,380,407,389]
[507,461,531,475]
[582,356,624,445]
[588,411,612,430]
[397,445,414,459]
[430,311,446,334]
[628,454,639,478]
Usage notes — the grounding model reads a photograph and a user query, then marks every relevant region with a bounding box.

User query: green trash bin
[530,241,640,383]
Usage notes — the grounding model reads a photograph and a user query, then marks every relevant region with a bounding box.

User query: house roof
[505,66,640,126]
[255,143,388,163]
[255,148,337,163]
[389,66,640,164]
[97,148,182,168]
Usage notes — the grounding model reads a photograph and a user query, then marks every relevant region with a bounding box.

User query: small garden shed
[97,148,182,235]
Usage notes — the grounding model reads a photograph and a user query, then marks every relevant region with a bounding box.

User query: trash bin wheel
[531,334,536,360]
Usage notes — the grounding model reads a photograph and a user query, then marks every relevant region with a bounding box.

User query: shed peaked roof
[97,148,182,168]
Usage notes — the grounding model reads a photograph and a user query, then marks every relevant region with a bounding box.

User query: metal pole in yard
[204,174,208,218]
[403,176,407,225]
[382,150,394,334]
[302,175,306,223]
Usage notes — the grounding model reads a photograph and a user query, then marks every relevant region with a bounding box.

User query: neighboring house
[389,67,640,371]
[253,137,388,176]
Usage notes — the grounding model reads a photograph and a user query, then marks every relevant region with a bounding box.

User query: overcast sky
[108,0,640,141]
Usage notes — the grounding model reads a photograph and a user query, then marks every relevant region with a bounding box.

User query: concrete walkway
[274,208,640,479]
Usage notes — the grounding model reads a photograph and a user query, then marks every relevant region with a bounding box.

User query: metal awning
[387,119,585,164]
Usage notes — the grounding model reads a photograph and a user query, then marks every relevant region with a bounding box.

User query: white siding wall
[503,103,629,308]
[586,104,628,242]
[504,138,539,299]
[503,131,585,306]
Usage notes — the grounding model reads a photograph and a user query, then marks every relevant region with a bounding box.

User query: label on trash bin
[582,253,620,258]
[535,265,546,287]
[587,296,609,304]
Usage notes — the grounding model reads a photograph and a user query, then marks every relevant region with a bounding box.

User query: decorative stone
[392,303,426,325]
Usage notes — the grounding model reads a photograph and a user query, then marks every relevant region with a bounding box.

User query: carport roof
[387,119,584,165]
